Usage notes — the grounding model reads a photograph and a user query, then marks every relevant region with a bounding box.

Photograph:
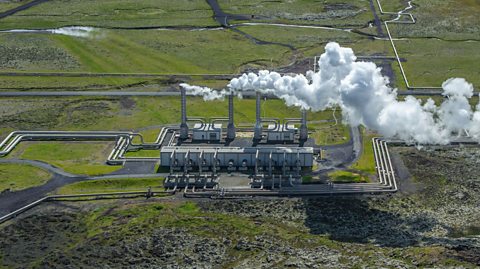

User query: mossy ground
[0,0,215,30]
[328,170,369,183]
[56,177,164,195]
[1,147,479,267]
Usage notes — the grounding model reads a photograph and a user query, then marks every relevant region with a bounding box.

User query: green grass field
[56,177,164,195]
[392,38,480,89]
[0,163,51,192]
[0,29,290,74]
[375,0,407,12]
[312,123,350,145]
[375,0,480,90]
[7,141,119,176]
[328,170,369,183]
[310,108,350,145]
[387,0,480,40]
[0,75,231,91]
[0,0,215,30]
[237,25,366,50]
[351,128,376,175]
[124,150,160,158]
[0,75,158,90]
[219,0,373,27]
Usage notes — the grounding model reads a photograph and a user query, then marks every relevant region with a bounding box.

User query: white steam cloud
[179,84,229,101]
[182,42,479,145]
[4,26,98,38]
[52,26,97,38]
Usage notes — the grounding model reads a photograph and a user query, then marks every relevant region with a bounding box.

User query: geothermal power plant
[161,87,315,189]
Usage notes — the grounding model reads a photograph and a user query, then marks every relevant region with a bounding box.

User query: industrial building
[161,146,313,171]
[192,123,222,141]
[162,87,314,189]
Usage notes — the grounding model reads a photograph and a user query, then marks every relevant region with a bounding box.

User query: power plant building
[162,87,314,189]
[161,146,314,170]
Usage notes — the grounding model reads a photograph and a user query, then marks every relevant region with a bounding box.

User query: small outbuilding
[192,123,222,141]
[266,124,296,143]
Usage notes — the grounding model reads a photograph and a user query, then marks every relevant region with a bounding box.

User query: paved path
[0,157,163,216]
[318,126,361,172]
[0,174,86,216]
[368,0,385,37]
[205,0,250,26]
[0,0,49,20]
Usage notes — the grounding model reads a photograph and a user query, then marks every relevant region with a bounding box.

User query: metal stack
[226,93,236,140]
[299,109,308,142]
[253,92,263,141]
[179,87,189,140]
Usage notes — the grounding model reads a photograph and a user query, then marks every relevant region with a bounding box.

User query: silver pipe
[210,117,228,130]
[188,117,206,129]
[283,118,302,131]
[299,109,308,141]
[262,118,280,130]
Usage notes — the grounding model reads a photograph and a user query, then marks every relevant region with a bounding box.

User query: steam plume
[181,42,479,144]
[52,26,96,38]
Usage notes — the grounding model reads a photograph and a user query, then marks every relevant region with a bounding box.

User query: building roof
[267,124,297,132]
[193,123,222,131]
[161,146,313,154]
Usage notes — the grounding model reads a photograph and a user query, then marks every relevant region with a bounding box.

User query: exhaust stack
[226,93,236,140]
[299,109,308,141]
[253,92,263,141]
[179,87,189,140]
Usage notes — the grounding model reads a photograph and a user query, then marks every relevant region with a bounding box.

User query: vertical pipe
[255,149,259,176]
[296,151,301,176]
[199,150,203,174]
[226,93,236,140]
[170,150,175,175]
[212,149,218,176]
[299,109,308,142]
[180,87,189,140]
[254,92,263,141]
[181,87,187,124]
[184,150,189,175]
[256,92,261,123]
[268,150,273,177]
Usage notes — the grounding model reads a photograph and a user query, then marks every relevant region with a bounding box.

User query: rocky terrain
[0,146,479,268]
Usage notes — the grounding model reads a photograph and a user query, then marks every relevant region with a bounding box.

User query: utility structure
[253,92,263,141]
[167,89,313,189]
[252,92,308,143]
[299,109,308,142]
[180,89,308,144]
[226,93,236,140]
[179,86,189,140]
